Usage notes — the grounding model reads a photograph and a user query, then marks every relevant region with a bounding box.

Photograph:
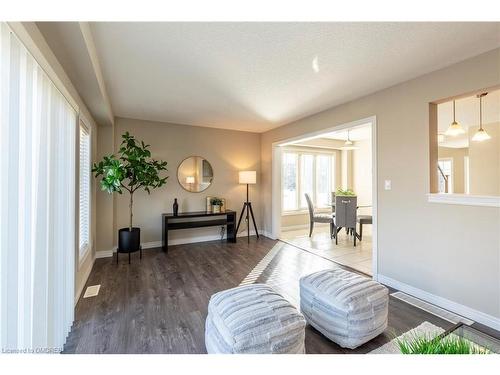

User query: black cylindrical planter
[118,227,141,253]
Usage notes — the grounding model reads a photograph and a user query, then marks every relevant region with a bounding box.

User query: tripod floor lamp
[235,171,259,243]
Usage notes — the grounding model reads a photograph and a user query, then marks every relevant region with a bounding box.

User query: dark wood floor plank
[64,236,491,354]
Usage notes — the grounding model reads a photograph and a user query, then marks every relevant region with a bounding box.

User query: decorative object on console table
[173,198,179,216]
[92,132,168,264]
[206,196,226,212]
[211,197,223,213]
[235,171,259,244]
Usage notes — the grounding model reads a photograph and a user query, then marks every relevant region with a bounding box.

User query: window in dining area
[281,150,335,212]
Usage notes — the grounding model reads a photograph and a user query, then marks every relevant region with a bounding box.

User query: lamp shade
[239,171,256,184]
[471,128,491,142]
[186,176,195,184]
[444,121,465,136]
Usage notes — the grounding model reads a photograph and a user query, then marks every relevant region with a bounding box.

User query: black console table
[162,210,236,252]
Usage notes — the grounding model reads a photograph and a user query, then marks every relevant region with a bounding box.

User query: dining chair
[357,215,372,240]
[305,193,336,239]
[334,195,359,246]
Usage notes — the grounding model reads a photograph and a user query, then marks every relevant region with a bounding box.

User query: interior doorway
[271,116,378,278]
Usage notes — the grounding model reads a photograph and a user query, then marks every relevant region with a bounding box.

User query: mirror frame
[177,155,214,193]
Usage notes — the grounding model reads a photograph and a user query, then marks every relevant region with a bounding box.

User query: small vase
[173,198,179,216]
[212,205,221,213]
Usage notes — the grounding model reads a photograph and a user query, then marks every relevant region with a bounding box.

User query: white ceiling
[438,88,500,148]
[40,22,500,132]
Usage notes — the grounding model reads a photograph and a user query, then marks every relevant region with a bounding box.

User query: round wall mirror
[177,156,214,193]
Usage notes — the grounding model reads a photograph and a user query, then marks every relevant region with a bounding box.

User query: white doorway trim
[271,116,379,279]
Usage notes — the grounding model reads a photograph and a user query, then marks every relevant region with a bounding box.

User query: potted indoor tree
[92,132,168,256]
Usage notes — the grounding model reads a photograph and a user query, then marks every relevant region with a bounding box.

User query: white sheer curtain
[0,23,76,352]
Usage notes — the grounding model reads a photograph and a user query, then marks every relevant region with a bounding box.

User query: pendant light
[340,129,358,150]
[471,93,491,142]
[444,100,465,136]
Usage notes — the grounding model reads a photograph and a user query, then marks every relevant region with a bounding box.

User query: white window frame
[281,147,336,214]
[79,118,91,265]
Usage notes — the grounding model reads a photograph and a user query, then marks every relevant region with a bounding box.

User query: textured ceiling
[83,22,500,132]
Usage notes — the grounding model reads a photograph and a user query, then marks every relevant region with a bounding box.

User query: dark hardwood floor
[64,236,457,354]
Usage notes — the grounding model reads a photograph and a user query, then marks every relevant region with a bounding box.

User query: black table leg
[227,212,236,243]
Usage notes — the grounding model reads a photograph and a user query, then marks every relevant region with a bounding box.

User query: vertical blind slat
[0,22,76,352]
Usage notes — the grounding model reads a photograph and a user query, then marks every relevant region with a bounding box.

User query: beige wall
[469,122,500,195]
[438,147,468,194]
[96,125,115,252]
[340,150,354,189]
[262,48,500,320]
[96,117,262,248]
[352,139,373,213]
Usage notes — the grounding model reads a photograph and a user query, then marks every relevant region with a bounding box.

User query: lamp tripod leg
[246,203,250,244]
[248,202,259,238]
[235,202,247,235]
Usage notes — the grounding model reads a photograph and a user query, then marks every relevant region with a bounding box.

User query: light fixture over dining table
[444,99,465,136]
[471,92,491,142]
[340,129,358,150]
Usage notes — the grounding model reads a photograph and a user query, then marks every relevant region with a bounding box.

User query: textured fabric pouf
[205,284,306,354]
[300,269,388,349]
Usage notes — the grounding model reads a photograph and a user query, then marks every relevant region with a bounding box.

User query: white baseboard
[281,223,329,232]
[281,224,309,231]
[95,229,271,258]
[378,274,500,331]
[74,255,95,306]
[260,230,274,239]
[95,249,114,258]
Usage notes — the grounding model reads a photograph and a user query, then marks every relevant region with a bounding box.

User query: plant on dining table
[336,188,356,196]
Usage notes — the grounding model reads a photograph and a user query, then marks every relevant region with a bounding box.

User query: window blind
[79,122,90,260]
[0,22,76,352]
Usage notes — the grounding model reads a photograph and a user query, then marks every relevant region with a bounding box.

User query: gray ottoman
[205,284,306,354]
[300,269,388,349]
